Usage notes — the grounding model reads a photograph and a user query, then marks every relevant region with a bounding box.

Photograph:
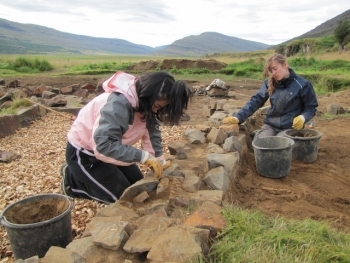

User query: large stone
[41,246,85,263]
[0,114,20,139]
[119,176,159,202]
[123,215,173,253]
[147,225,210,262]
[184,201,227,238]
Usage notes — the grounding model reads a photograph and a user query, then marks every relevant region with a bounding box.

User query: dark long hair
[135,71,191,130]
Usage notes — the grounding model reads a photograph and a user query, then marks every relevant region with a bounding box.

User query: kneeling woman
[61,71,191,204]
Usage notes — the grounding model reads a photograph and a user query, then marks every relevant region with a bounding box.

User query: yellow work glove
[144,155,163,180]
[222,116,239,125]
[162,160,172,169]
[292,115,305,130]
[219,123,239,134]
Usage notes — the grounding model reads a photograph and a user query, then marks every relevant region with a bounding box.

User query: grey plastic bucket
[252,136,294,178]
[0,194,74,260]
[284,129,322,162]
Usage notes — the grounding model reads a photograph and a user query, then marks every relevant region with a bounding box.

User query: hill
[0,18,155,55]
[153,32,270,56]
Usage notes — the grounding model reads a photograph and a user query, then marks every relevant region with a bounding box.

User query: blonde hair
[263,53,287,95]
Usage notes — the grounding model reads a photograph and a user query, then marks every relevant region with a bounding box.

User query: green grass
[0,97,33,115]
[0,57,54,73]
[320,113,350,121]
[205,204,350,263]
[1,52,350,95]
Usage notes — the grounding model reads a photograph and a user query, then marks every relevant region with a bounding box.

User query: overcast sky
[0,1,349,47]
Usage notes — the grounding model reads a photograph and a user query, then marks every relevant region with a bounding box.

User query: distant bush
[6,57,53,73]
[168,67,211,75]
[288,57,318,68]
[334,20,350,50]
[220,59,264,77]
[289,57,350,72]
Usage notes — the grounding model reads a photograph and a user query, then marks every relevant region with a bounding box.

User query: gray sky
[0,0,349,47]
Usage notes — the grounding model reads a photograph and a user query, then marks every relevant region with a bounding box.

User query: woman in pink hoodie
[61,71,191,204]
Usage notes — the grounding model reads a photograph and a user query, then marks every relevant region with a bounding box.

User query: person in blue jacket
[222,53,318,139]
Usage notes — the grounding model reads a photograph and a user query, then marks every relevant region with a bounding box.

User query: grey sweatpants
[254,124,288,139]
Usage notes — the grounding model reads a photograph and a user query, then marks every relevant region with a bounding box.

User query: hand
[144,155,163,179]
[222,116,239,125]
[219,124,239,135]
[292,115,305,130]
[162,160,172,169]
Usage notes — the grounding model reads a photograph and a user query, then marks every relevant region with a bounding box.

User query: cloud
[1,0,175,22]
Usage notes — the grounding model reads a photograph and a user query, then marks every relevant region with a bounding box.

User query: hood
[102,71,139,108]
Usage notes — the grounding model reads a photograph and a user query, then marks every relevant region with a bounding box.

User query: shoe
[60,163,76,198]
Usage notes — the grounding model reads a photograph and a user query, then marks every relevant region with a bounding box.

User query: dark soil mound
[129,59,227,72]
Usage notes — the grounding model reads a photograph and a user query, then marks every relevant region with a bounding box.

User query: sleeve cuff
[157,155,165,164]
[140,151,149,164]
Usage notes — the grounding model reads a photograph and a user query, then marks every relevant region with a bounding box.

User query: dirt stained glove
[144,155,163,180]
[292,115,305,130]
[222,116,239,125]
[219,124,239,134]
[162,159,172,169]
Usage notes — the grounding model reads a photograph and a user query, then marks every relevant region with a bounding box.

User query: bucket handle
[0,212,10,228]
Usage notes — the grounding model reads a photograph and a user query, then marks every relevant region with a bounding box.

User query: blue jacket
[235,68,318,129]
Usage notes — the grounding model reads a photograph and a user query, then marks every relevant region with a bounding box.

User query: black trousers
[64,142,143,204]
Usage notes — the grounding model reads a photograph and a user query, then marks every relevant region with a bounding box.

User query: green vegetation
[287,57,350,94]
[334,20,350,50]
[275,36,341,57]
[169,66,211,75]
[204,205,350,263]
[219,58,265,79]
[0,97,33,115]
[1,50,350,95]
[0,57,53,73]
[320,112,350,121]
[66,61,136,75]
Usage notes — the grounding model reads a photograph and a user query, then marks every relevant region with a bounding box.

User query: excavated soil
[1,63,350,260]
[3,197,69,224]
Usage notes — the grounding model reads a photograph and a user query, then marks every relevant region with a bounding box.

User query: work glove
[219,123,239,135]
[162,159,172,169]
[144,155,163,180]
[222,116,239,125]
[292,115,305,130]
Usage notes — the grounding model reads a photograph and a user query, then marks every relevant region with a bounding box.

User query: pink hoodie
[67,72,164,166]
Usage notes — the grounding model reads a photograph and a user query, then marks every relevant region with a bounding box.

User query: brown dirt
[126,58,227,72]
[4,197,69,224]
[1,62,350,260]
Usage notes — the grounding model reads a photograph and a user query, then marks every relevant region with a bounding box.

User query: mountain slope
[155,32,270,56]
[0,18,155,54]
[292,9,350,40]
[0,18,270,56]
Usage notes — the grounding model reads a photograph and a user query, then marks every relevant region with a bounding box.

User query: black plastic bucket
[252,136,294,178]
[0,194,74,260]
[284,129,322,162]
